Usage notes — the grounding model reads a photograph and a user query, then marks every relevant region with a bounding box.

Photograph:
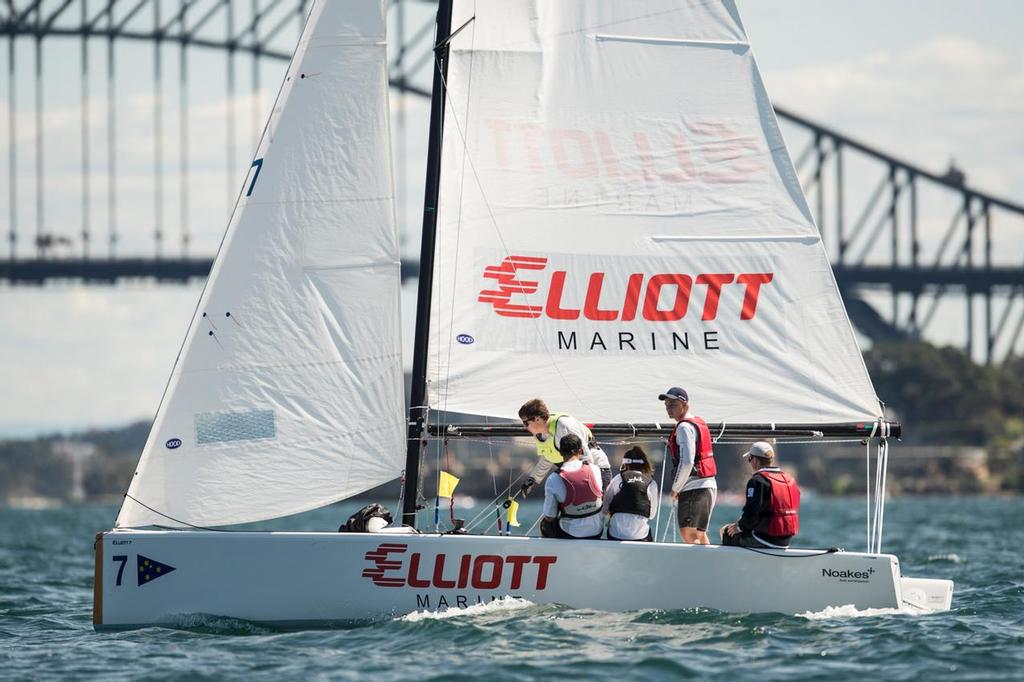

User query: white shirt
[542,459,605,538]
[602,472,659,540]
[671,419,717,493]
[528,414,611,482]
[556,415,611,470]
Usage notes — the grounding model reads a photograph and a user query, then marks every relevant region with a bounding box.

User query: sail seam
[307,39,386,47]
[650,235,819,243]
[179,353,401,375]
[592,34,749,50]
[303,259,401,273]
[243,195,394,206]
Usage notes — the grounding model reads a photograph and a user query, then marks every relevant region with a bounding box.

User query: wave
[400,596,535,622]
[797,603,925,620]
[158,613,275,634]
[927,553,963,564]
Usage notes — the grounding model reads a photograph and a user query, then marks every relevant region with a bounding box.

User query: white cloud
[0,286,201,436]
[766,36,1024,195]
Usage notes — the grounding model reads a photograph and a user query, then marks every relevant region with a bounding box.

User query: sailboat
[93,0,953,630]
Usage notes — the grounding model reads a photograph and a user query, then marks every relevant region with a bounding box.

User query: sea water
[1,497,1021,680]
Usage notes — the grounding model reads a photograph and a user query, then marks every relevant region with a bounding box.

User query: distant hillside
[2,342,1021,507]
[0,421,148,506]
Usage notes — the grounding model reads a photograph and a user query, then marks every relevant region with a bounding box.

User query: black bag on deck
[338,503,393,532]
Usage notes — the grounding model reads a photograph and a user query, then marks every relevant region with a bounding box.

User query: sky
[0,0,1022,437]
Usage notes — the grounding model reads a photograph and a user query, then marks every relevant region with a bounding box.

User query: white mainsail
[117,0,404,528]
[426,0,880,425]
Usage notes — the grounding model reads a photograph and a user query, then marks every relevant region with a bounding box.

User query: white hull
[93,530,952,629]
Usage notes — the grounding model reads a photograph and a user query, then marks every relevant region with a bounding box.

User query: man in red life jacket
[660,387,717,544]
[721,441,801,548]
[540,434,605,539]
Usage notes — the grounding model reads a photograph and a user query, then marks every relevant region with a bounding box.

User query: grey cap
[742,441,775,461]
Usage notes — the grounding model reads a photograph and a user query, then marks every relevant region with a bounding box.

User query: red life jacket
[756,469,800,537]
[558,463,603,518]
[668,416,717,479]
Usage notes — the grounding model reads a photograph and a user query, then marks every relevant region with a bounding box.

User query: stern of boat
[93,531,105,628]
[899,576,954,612]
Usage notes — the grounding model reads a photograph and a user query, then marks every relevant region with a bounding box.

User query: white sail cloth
[117,0,405,528]
[426,0,881,425]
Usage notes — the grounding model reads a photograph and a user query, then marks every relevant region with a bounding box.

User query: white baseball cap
[742,441,775,461]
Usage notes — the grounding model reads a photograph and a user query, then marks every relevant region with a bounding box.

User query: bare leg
[679,526,703,544]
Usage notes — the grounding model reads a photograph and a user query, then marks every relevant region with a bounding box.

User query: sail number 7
[246,158,264,197]
[112,555,128,586]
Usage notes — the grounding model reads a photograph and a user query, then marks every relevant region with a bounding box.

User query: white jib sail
[427,0,881,425]
[117,0,405,528]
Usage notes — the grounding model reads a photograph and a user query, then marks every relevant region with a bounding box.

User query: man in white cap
[659,387,717,544]
[721,441,801,548]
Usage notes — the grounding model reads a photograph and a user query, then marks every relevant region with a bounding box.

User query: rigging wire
[865,438,871,553]
[660,503,677,543]
[461,470,529,532]
[875,438,889,553]
[653,438,670,540]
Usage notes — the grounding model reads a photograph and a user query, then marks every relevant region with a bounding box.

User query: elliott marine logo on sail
[476,255,775,353]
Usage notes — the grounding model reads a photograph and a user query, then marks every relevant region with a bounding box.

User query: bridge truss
[2,0,1023,362]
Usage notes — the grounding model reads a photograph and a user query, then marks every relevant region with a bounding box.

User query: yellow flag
[506,499,521,527]
[438,471,460,498]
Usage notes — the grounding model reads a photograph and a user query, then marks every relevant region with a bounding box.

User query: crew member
[518,398,612,496]
[540,434,605,539]
[721,441,800,548]
[660,387,717,544]
[603,446,658,541]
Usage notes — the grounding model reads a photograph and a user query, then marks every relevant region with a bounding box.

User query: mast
[403,0,454,528]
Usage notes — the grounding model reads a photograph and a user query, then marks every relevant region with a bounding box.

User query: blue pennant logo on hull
[137,555,176,586]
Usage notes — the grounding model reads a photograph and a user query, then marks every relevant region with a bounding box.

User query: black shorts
[677,488,716,532]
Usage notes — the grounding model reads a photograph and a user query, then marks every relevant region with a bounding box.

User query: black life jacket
[338,503,392,532]
[608,470,653,517]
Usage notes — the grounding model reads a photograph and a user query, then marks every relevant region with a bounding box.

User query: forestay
[117,0,404,528]
[427,0,881,425]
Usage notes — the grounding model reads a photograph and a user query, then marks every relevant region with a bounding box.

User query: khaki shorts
[677,488,716,532]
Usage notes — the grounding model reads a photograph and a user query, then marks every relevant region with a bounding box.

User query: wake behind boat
[93,0,952,630]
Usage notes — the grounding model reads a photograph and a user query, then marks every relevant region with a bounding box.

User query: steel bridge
[2,0,1023,362]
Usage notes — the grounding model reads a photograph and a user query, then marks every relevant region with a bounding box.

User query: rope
[462,472,529,533]
[660,503,677,543]
[737,545,842,558]
[871,438,884,553]
[121,494,232,532]
[876,438,889,553]
[865,439,871,553]
[654,437,669,540]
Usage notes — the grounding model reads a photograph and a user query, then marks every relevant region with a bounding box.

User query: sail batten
[426,0,881,425]
[117,0,405,529]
